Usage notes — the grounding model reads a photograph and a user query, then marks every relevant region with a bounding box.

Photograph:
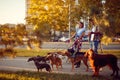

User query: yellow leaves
[0,72,39,80]
[27,0,68,25]
[101,35,112,45]
[33,25,38,31]
[56,25,60,30]
[28,9,33,14]
[44,5,49,10]
[104,21,109,27]
[93,15,110,27]
[100,19,110,27]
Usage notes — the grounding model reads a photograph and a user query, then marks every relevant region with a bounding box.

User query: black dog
[36,55,49,63]
[27,55,49,63]
[27,57,51,72]
[34,60,51,72]
[67,48,85,68]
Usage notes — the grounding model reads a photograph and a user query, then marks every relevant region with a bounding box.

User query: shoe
[75,65,80,68]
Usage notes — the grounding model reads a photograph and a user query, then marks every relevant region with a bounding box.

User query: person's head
[79,22,84,28]
[89,19,95,25]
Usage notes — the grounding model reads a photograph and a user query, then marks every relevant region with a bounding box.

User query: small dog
[46,52,62,70]
[36,55,49,63]
[84,49,119,77]
[27,57,51,72]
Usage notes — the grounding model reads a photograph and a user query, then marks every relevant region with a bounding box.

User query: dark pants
[74,52,83,67]
[67,49,84,67]
[89,41,100,53]
[74,61,81,67]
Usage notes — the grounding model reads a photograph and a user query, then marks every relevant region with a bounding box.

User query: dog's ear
[84,50,89,58]
[27,57,33,62]
[84,49,94,58]
[88,49,95,58]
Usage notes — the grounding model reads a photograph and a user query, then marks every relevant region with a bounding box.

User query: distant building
[25,0,33,34]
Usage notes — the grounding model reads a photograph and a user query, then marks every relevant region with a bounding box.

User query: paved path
[0,57,120,77]
[41,42,120,50]
[14,42,120,50]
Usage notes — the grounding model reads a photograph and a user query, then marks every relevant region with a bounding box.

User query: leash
[99,41,103,53]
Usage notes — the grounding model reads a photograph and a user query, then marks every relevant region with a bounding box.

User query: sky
[0,0,25,24]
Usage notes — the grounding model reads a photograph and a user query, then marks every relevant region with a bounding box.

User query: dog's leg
[115,70,119,78]
[56,64,59,70]
[110,64,117,76]
[96,68,100,75]
[66,57,68,63]
[61,65,63,69]
[110,61,119,77]
[82,58,89,71]
[116,65,119,77]
[66,57,70,63]
[46,65,51,73]
[60,60,63,69]
[51,64,54,70]
[37,68,39,72]
[71,63,74,72]
[111,69,115,76]
[93,71,98,77]
[114,65,119,77]
[46,68,49,72]
[60,63,63,69]
[93,67,99,77]
[71,58,74,72]
[48,69,51,73]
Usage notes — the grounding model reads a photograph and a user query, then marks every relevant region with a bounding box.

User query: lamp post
[68,0,79,39]
[101,0,106,15]
[101,0,106,4]
[62,0,79,39]
[68,3,71,39]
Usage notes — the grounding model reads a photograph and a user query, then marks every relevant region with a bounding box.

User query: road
[13,42,120,50]
[0,57,120,77]
[40,42,120,50]
[0,42,120,50]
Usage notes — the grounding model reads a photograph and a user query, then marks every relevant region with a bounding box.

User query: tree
[0,23,30,48]
[0,24,16,48]
[26,0,120,42]
[26,0,75,41]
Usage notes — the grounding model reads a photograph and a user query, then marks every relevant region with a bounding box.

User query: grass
[0,70,114,80]
[14,49,120,58]
[14,49,58,57]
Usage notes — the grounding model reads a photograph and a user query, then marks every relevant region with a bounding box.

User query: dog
[46,52,62,70]
[57,51,70,63]
[64,48,88,71]
[27,57,51,72]
[36,55,49,63]
[84,49,119,77]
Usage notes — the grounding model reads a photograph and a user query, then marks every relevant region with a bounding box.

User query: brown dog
[64,51,88,72]
[84,49,119,77]
[46,52,62,70]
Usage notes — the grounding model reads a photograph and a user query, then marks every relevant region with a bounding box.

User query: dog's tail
[46,67,52,72]
[115,58,120,71]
